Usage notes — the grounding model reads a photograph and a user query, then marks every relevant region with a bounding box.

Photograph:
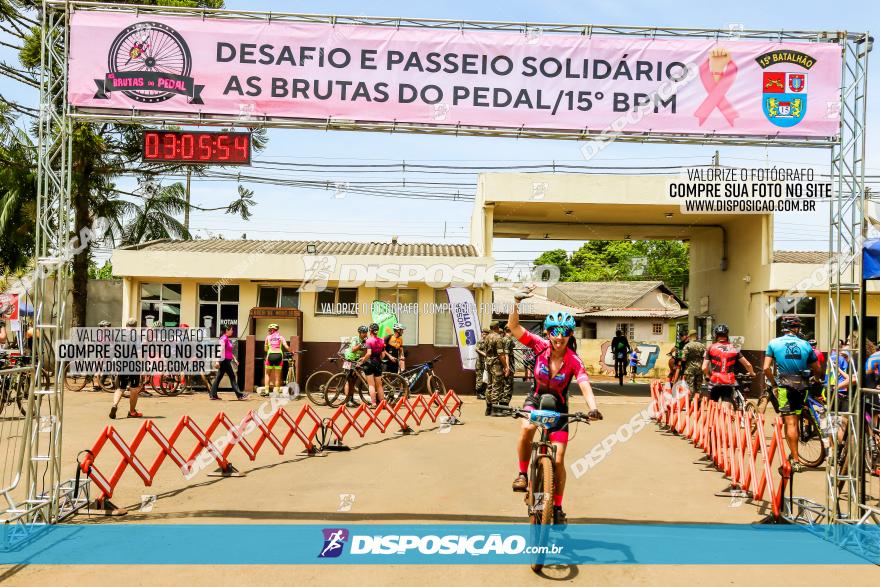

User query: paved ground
[2,381,878,585]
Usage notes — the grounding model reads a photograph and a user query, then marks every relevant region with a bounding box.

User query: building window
[315,288,359,315]
[616,322,635,340]
[582,321,597,339]
[652,323,663,335]
[434,290,455,347]
[774,296,816,339]
[139,283,181,327]
[377,288,419,340]
[198,284,239,337]
[258,286,299,309]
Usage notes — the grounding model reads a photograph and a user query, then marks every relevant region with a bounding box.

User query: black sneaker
[553,505,567,527]
[109,406,117,420]
[485,402,493,416]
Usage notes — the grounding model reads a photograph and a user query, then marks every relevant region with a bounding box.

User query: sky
[3,0,878,270]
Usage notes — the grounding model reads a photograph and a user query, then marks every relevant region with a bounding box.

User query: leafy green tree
[533,240,690,292]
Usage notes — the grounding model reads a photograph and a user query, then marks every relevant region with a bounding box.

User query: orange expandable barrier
[80,390,462,500]
[649,379,787,520]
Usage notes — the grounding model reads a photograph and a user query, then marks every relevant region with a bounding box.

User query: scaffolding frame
[26,0,870,531]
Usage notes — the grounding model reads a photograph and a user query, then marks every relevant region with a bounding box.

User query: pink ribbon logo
[694,59,739,126]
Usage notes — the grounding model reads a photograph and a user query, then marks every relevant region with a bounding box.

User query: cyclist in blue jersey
[865,348,880,389]
[763,315,821,473]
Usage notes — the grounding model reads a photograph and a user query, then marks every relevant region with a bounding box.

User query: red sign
[0,294,19,321]
[142,130,251,164]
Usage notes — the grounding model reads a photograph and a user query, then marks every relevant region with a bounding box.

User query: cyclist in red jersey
[506,288,601,524]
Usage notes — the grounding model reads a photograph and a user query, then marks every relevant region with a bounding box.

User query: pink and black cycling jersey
[518,329,589,404]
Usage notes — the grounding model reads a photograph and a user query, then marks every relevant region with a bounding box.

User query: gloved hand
[513,284,536,302]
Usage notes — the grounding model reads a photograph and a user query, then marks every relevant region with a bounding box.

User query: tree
[533,240,690,293]
[0,0,264,327]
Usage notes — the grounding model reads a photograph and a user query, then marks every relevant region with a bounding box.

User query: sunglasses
[548,326,573,337]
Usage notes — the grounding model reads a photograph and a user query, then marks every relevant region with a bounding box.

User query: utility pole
[184,167,192,231]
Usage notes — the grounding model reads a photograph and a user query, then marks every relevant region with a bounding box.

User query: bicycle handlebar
[494,406,595,423]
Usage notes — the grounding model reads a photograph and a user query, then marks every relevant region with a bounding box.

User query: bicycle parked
[322,359,408,408]
[399,355,446,396]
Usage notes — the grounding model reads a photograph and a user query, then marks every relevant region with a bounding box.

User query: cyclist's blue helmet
[543,311,576,332]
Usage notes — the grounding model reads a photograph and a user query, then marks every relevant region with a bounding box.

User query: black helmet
[713,324,729,338]
[369,322,379,332]
[357,325,368,334]
[780,314,802,330]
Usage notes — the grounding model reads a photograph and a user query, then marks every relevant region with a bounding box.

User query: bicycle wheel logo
[93,21,204,104]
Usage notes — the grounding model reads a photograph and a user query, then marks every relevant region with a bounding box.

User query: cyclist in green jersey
[342,326,369,407]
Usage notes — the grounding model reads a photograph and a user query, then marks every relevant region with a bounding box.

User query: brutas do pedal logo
[94,21,204,105]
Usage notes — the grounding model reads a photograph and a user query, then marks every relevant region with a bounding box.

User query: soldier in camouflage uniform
[474,328,489,399]
[681,329,707,397]
[483,322,508,416]
[500,326,516,406]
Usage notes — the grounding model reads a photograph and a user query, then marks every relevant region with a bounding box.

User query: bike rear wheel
[151,373,183,396]
[382,372,409,404]
[305,370,333,406]
[797,411,826,468]
[529,455,555,572]
[744,401,759,437]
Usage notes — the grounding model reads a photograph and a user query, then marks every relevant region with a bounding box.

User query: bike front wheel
[324,372,354,408]
[63,364,89,392]
[529,455,555,572]
[427,374,446,396]
[305,370,333,406]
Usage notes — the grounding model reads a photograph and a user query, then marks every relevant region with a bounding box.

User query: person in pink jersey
[210,324,247,400]
[359,322,397,408]
[506,288,602,525]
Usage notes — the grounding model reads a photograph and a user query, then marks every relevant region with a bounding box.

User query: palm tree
[121,181,191,245]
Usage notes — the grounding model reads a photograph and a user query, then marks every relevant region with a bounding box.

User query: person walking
[483,321,508,416]
[210,325,247,401]
[681,329,707,397]
[500,326,517,407]
[474,328,489,399]
[110,318,145,419]
[610,329,630,386]
[629,348,639,382]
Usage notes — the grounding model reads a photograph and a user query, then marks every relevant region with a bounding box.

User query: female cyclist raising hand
[507,286,602,524]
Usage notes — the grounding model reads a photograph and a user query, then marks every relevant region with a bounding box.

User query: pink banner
[68,12,843,137]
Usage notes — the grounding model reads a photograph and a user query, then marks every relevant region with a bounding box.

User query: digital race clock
[142,130,251,164]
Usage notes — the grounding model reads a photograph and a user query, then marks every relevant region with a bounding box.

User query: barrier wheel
[305,370,333,406]
[529,455,554,572]
[797,410,826,468]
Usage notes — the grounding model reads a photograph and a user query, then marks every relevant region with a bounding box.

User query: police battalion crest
[755,49,817,128]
